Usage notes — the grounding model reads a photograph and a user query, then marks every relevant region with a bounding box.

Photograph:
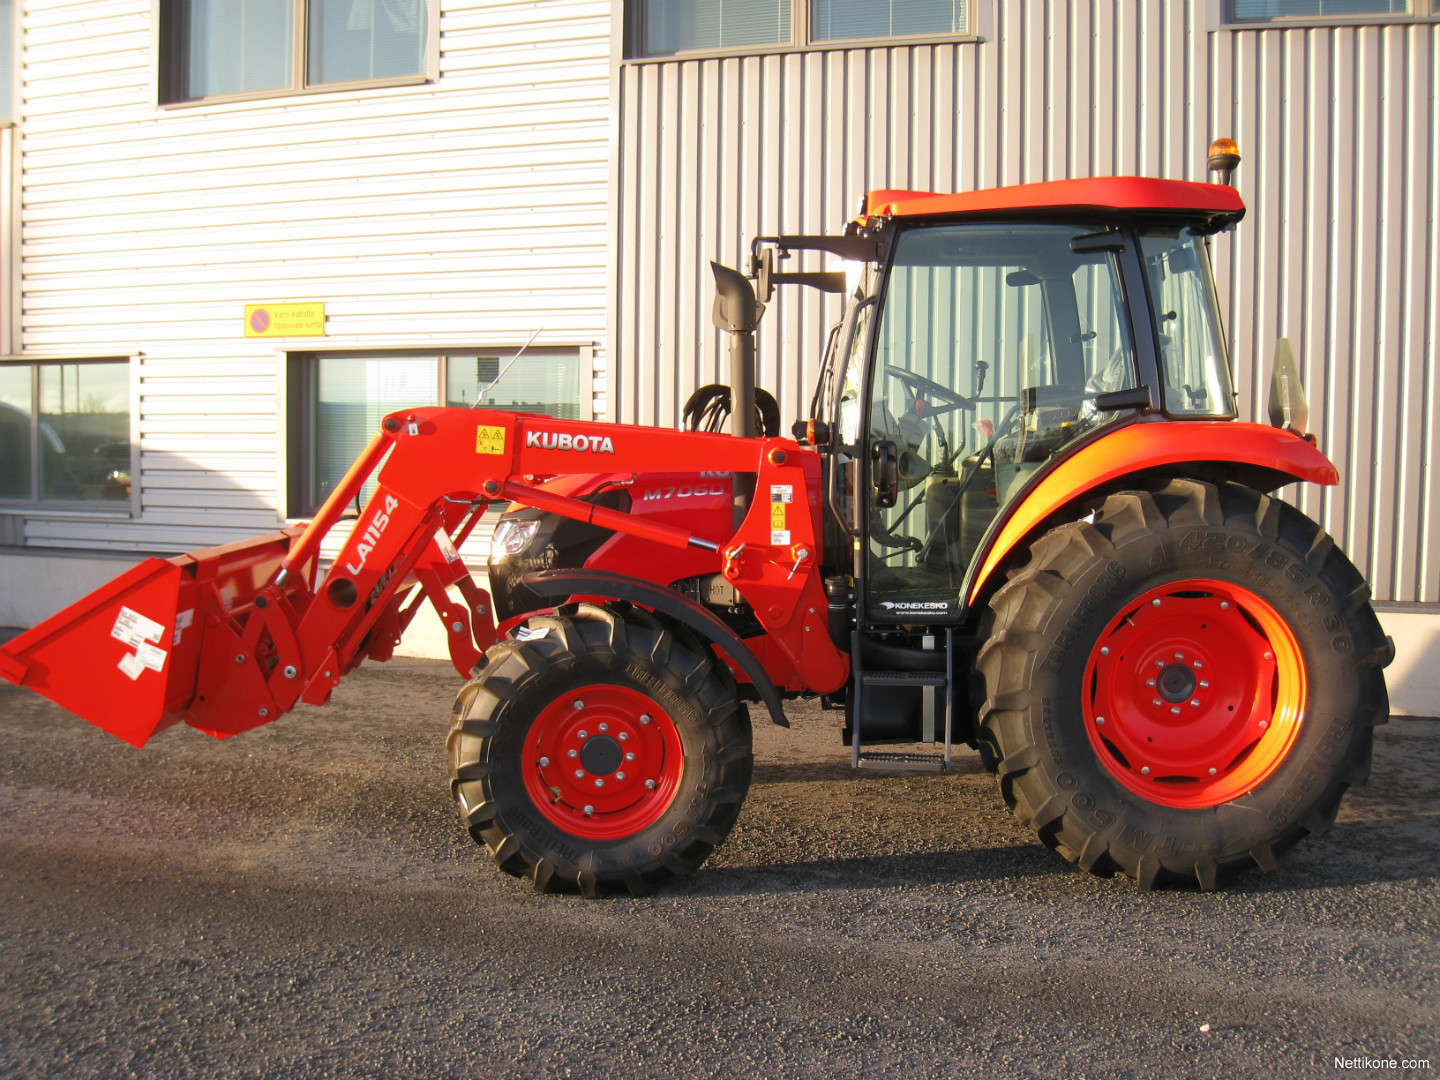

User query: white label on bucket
[173,608,194,646]
[112,607,165,648]
[118,652,147,680]
[135,641,167,673]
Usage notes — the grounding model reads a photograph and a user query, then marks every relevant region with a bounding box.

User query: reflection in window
[308,0,428,85]
[0,361,132,505]
[163,0,428,104]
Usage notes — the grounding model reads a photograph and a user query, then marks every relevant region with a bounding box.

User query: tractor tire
[447,603,752,896]
[977,479,1389,890]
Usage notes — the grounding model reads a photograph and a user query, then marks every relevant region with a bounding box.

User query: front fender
[967,421,1338,606]
[520,568,789,727]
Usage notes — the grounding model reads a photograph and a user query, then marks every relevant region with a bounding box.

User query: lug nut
[1193,660,1203,669]
[1147,678,1156,687]
[1174,652,1185,661]
[616,771,626,781]
[1100,646,1110,656]
[583,805,594,815]
[640,714,652,725]
[1259,720,1269,730]
[625,752,635,761]
[1095,716,1106,725]
[567,749,577,759]
[598,723,609,732]
[573,700,584,710]
[594,779,604,788]
[577,730,587,739]
[1141,766,1151,776]
[645,779,657,790]
[1153,698,1163,706]
[618,732,629,742]
[539,757,550,767]
[574,769,584,778]
[1154,659,1165,668]
[1264,651,1273,661]
[1171,706,1182,715]
[1209,767,1218,776]
[1190,699,1201,708]
[1152,599,1162,607]
[1200,680,1210,689]
[1220,601,1229,610]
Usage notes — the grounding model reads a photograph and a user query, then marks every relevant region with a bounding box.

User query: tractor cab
[809,184,1242,627]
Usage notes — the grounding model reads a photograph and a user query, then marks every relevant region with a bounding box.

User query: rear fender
[519,568,789,728]
[967,421,1339,607]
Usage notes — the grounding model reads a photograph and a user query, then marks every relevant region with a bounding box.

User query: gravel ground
[1,656,1436,1080]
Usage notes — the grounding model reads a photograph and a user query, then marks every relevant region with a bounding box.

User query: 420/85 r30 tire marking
[1084,578,1306,809]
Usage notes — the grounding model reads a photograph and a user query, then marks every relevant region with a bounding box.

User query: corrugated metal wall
[15,0,611,552]
[613,1,1440,605]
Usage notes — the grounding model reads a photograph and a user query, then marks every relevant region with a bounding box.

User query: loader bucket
[0,527,314,747]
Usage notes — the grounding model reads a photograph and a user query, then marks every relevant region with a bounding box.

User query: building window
[811,0,965,42]
[0,0,14,121]
[159,0,431,105]
[1228,0,1427,21]
[629,0,969,58]
[0,360,133,505]
[287,348,583,516]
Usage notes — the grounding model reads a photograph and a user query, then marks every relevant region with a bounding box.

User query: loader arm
[0,407,847,747]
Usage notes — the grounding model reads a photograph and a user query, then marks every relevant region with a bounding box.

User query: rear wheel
[978,479,1389,889]
[448,604,752,896]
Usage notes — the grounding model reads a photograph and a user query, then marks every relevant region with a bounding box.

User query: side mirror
[1267,337,1310,438]
[871,440,899,508]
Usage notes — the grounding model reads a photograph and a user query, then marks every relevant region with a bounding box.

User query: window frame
[156,0,439,108]
[282,345,593,519]
[0,355,139,516]
[1221,0,1439,28]
[623,0,977,62]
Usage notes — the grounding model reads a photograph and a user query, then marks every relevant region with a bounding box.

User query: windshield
[1139,228,1236,417]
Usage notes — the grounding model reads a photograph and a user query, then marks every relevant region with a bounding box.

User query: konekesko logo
[880,600,951,612]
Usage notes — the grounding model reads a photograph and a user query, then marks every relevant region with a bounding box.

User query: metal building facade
[611,0,1440,611]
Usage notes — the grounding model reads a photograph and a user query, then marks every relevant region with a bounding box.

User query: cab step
[856,751,949,772]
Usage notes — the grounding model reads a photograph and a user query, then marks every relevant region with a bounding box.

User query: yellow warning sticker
[771,503,787,530]
[475,425,506,455]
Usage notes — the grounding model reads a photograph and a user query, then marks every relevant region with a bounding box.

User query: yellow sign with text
[244,302,326,338]
[475,425,507,456]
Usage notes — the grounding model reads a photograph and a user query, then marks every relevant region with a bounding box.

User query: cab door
[861,222,1140,622]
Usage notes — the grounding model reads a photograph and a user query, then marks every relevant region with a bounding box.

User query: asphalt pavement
[1,657,1436,1080]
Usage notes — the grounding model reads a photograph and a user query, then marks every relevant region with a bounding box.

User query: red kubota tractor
[0,141,1392,897]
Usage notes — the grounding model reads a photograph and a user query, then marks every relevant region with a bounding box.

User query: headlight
[489,519,540,562]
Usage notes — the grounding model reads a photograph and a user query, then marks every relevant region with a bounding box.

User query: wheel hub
[1083,579,1306,809]
[578,733,623,776]
[523,685,683,840]
[1156,662,1197,704]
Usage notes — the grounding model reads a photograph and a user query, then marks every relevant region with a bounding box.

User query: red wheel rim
[522,685,684,840]
[1083,578,1306,809]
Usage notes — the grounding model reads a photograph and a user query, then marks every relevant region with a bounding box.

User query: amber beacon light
[1207,137,1241,187]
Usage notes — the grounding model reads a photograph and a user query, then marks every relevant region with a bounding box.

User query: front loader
[1,142,1392,897]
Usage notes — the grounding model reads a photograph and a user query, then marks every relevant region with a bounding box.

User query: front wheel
[978,479,1390,890]
[448,604,752,896]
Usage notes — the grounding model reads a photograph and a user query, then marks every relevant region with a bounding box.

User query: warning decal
[476,425,506,455]
[112,607,165,649]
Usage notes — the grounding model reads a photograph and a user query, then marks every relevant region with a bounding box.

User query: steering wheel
[885,366,974,416]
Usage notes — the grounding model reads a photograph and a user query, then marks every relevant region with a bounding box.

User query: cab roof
[861,177,1245,225]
